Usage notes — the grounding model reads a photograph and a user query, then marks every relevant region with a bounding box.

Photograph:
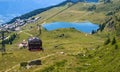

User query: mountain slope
[7,1,69,24]
[0,0,120,72]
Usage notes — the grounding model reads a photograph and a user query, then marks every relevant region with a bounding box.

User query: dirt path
[18,30,33,37]
[74,11,94,22]
[69,10,85,14]
[5,52,60,72]
[23,31,33,37]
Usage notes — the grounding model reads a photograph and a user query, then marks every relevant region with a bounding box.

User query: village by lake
[0,0,66,24]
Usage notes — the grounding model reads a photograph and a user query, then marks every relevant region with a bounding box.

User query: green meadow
[0,0,120,72]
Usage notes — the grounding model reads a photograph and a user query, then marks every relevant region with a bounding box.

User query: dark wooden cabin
[28,37,42,51]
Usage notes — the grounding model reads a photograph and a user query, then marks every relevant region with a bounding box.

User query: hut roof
[28,37,41,43]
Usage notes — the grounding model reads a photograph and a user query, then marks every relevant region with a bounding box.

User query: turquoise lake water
[42,22,99,34]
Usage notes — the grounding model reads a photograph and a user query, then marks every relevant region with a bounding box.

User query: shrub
[111,37,116,45]
[115,45,118,49]
[20,62,28,68]
[104,37,110,45]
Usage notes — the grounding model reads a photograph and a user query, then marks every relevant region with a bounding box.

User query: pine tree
[104,37,110,45]
[111,37,116,45]
[91,30,96,34]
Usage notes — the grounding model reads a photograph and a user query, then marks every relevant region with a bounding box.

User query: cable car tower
[0,28,10,55]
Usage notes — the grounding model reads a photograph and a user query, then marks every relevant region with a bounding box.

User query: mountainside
[7,1,68,24]
[0,0,120,72]
[7,0,102,24]
[68,0,99,3]
[6,0,118,25]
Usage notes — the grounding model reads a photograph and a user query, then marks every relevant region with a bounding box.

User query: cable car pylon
[0,28,11,55]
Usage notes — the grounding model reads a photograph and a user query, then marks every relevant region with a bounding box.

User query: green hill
[0,0,120,72]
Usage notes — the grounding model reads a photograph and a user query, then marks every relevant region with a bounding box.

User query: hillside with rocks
[0,0,120,72]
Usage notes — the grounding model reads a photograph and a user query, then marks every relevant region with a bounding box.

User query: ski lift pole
[37,24,42,37]
[39,24,42,36]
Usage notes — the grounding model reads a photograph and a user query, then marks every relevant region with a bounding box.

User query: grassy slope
[32,2,106,24]
[0,28,103,71]
[0,1,120,72]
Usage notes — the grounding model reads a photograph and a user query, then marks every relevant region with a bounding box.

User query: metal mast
[0,29,6,54]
